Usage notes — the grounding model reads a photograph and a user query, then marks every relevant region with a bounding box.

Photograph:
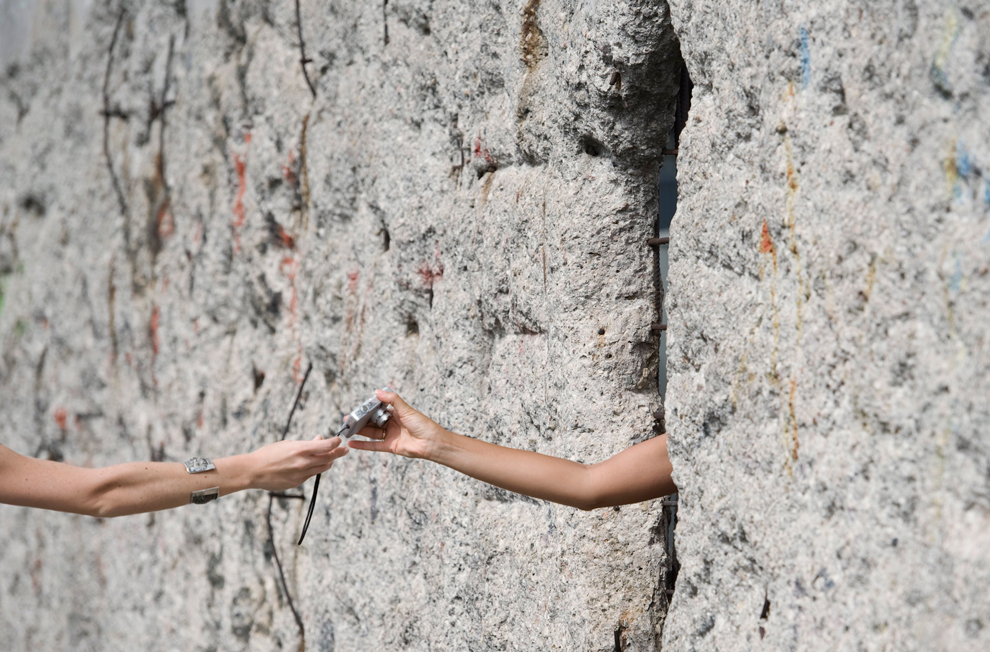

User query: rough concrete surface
[0,1,679,650]
[665,1,990,651]
[3,1,989,651]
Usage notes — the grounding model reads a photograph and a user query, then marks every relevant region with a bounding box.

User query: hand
[347,390,447,460]
[247,436,348,491]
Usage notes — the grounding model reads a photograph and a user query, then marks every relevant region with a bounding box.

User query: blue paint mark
[983,180,990,207]
[799,27,811,89]
[956,142,973,177]
[950,256,962,293]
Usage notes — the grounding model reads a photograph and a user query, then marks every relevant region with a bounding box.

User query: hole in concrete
[581,135,606,157]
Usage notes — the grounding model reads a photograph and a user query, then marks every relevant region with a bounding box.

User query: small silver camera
[338,387,392,438]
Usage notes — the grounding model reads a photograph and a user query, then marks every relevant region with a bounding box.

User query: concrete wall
[1,1,988,651]
[0,1,678,650]
[665,1,990,650]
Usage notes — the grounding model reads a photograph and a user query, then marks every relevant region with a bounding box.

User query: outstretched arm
[0,437,347,518]
[348,390,675,510]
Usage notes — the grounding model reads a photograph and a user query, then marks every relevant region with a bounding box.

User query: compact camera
[337,387,393,438]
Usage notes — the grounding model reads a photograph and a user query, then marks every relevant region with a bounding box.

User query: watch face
[185,457,216,474]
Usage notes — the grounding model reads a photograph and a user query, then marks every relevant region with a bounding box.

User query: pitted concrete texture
[665,1,990,651]
[0,1,678,650]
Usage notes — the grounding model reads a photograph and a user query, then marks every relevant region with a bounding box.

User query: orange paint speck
[150,305,160,357]
[157,200,174,240]
[759,220,775,255]
[232,154,247,229]
[54,408,67,430]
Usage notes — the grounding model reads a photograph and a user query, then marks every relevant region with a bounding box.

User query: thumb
[376,388,414,416]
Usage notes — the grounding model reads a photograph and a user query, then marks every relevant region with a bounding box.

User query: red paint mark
[54,408,68,430]
[275,223,295,249]
[416,246,445,288]
[231,132,251,251]
[125,352,133,366]
[197,410,204,429]
[232,155,247,227]
[347,269,360,293]
[193,221,203,245]
[281,150,299,188]
[160,272,169,293]
[150,305,160,357]
[472,136,495,167]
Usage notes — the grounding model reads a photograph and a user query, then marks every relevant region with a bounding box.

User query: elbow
[86,494,114,518]
[84,479,123,518]
[90,500,122,519]
[573,470,605,511]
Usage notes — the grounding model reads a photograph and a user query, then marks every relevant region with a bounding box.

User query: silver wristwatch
[184,457,216,474]
[184,457,219,505]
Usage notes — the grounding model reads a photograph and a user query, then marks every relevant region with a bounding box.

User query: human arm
[348,390,675,510]
[0,437,348,518]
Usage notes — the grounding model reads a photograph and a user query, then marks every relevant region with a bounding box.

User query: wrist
[218,454,256,495]
[428,428,460,465]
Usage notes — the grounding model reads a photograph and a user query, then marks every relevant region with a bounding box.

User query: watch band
[191,486,220,505]
[184,457,216,474]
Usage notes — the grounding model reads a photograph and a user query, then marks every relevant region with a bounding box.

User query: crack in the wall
[102,9,129,218]
[295,0,317,98]
[265,361,314,651]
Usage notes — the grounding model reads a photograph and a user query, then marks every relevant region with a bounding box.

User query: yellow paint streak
[933,10,960,72]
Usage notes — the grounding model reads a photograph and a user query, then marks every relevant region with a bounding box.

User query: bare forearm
[1,438,344,518]
[89,455,255,517]
[431,430,601,510]
[428,431,675,510]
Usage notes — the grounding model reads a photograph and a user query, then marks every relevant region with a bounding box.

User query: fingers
[356,425,387,440]
[376,388,411,412]
[304,436,343,455]
[307,446,348,471]
[347,439,391,453]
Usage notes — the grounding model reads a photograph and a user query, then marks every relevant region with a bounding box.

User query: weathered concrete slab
[0,1,678,650]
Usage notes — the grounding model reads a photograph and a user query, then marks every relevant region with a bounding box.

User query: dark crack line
[158,34,176,207]
[295,0,317,98]
[266,494,306,646]
[383,0,390,46]
[266,361,314,649]
[280,362,313,441]
[103,9,128,217]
